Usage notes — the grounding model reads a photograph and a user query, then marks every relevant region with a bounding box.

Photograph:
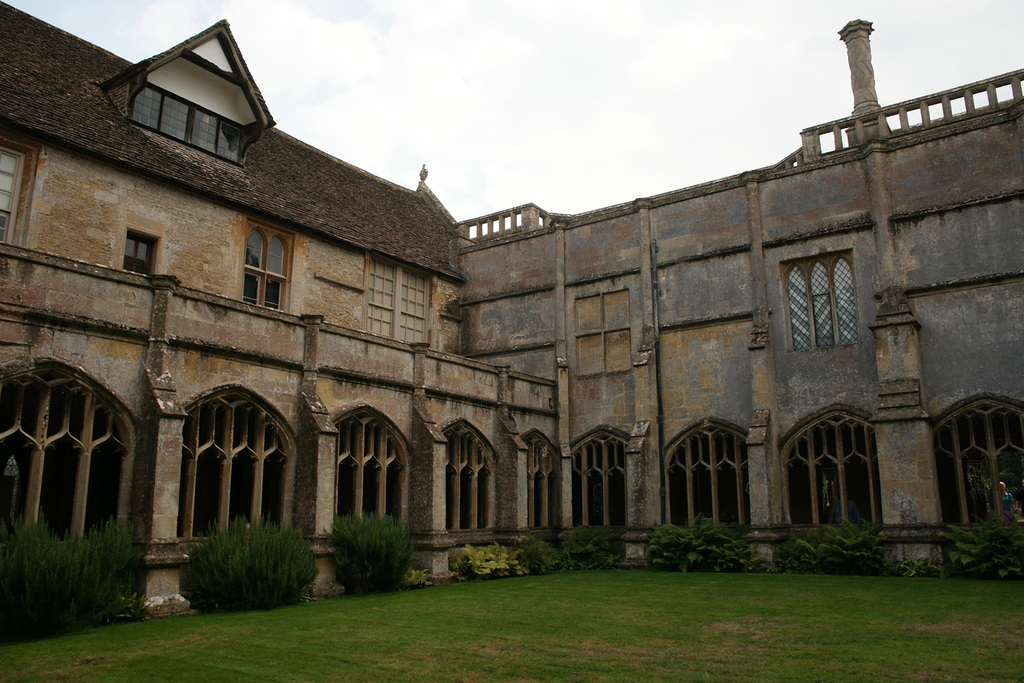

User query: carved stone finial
[839,19,880,116]
[419,164,428,182]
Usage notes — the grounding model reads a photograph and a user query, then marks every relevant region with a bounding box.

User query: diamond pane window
[784,254,858,350]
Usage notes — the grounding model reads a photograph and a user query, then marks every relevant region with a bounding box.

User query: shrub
[514,537,558,575]
[648,520,753,573]
[773,522,885,576]
[0,519,144,639]
[400,568,433,590]
[187,518,316,611]
[557,526,623,570]
[331,514,413,594]
[450,543,526,581]
[883,557,941,578]
[943,520,1024,580]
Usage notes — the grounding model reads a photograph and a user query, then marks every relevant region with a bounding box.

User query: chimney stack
[839,20,880,116]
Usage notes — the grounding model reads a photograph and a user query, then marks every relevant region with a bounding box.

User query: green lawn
[1,572,1022,682]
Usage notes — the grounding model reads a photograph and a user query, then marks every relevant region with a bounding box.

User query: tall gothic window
[571,432,627,526]
[785,254,858,350]
[444,423,492,530]
[0,368,129,537]
[524,433,558,528]
[335,410,407,519]
[666,424,749,525]
[933,400,1024,524]
[177,393,291,538]
[784,413,881,525]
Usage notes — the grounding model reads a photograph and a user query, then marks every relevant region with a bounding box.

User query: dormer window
[131,85,241,161]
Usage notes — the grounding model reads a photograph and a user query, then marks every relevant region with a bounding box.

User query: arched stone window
[177,392,292,537]
[666,424,749,524]
[0,368,130,537]
[335,409,407,519]
[443,423,492,530]
[571,431,627,526]
[934,400,1024,524]
[784,413,881,525]
[242,227,288,310]
[785,254,858,350]
[524,432,558,528]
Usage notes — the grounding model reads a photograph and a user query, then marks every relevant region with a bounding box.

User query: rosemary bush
[331,514,413,594]
[0,519,144,639]
[187,518,316,611]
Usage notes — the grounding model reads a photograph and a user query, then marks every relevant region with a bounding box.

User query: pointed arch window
[335,410,407,519]
[0,369,130,537]
[784,414,881,525]
[177,393,292,538]
[933,401,1024,524]
[444,424,492,530]
[524,434,558,528]
[785,254,858,350]
[243,226,289,310]
[571,432,627,526]
[666,424,749,525]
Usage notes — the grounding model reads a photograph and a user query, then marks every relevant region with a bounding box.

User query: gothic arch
[932,396,1024,524]
[570,429,627,527]
[333,406,408,519]
[177,387,295,537]
[781,409,881,525]
[0,361,133,537]
[664,419,749,525]
[442,420,494,531]
[521,429,559,528]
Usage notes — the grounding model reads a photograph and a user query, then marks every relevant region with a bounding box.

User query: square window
[123,233,157,274]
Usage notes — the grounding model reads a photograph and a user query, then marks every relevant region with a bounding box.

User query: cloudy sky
[8,1,1024,220]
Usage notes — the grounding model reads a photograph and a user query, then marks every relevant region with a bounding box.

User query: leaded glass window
[242,227,288,310]
[785,254,858,350]
[130,85,242,161]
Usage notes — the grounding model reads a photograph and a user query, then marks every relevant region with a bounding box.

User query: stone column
[493,366,529,533]
[839,20,880,116]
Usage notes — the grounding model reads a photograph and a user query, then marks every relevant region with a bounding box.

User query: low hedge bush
[331,514,413,594]
[557,526,623,570]
[187,518,316,611]
[0,519,144,639]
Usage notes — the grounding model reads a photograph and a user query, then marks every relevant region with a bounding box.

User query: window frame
[242,225,290,311]
[123,232,157,274]
[0,145,26,243]
[574,289,632,376]
[365,256,430,344]
[130,84,243,162]
[783,252,858,351]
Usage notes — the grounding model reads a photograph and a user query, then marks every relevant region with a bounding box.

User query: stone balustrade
[778,68,1024,168]
[459,203,550,241]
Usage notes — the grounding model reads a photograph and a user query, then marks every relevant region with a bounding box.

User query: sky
[7,0,1024,221]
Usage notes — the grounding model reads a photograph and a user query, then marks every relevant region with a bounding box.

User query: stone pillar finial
[839,19,879,116]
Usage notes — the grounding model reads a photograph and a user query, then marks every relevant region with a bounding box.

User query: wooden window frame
[243,225,290,311]
[365,256,430,344]
[130,84,243,162]
[123,232,157,274]
[0,145,25,243]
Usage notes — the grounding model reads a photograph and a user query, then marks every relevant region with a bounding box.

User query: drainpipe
[650,239,667,524]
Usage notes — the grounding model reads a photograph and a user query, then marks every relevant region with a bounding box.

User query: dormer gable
[103,21,274,163]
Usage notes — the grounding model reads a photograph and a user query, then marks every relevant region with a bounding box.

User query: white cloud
[10,0,1024,219]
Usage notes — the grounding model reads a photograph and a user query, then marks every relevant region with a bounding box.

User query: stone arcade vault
[0,7,1022,611]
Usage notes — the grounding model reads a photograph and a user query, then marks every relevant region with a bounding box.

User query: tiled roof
[0,2,459,278]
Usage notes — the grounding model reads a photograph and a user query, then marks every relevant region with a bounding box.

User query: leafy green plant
[0,519,144,639]
[557,526,623,570]
[187,518,317,611]
[773,522,885,576]
[648,519,753,573]
[883,557,941,578]
[400,568,433,590]
[514,536,558,575]
[450,543,526,581]
[942,520,1024,580]
[331,514,413,594]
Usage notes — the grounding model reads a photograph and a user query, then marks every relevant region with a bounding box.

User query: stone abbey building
[1,4,1022,609]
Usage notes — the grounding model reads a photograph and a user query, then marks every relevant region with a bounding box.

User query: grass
[1,571,1023,681]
